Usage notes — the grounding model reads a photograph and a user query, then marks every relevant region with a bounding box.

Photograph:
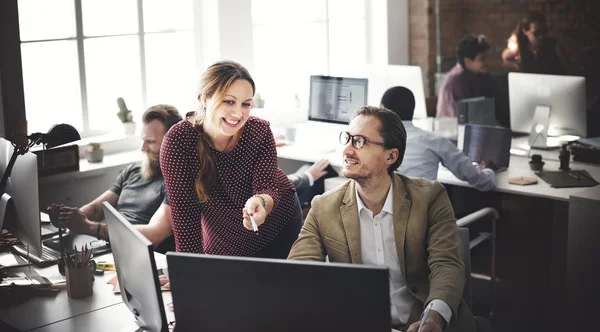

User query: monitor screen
[103,202,168,332]
[308,75,368,125]
[463,124,512,168]
[167,253,390,332]
[509,73,586,137]
[0,138,42,257]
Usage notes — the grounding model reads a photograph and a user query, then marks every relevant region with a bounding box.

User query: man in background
[383,86,496,192]
[437,34,495,118]
[48,105,182,253]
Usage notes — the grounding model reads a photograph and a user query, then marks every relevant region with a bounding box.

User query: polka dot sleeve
[252,128,281,208]
[159,121,204,253]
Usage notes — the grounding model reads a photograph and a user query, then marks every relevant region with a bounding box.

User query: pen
[250,215,258,233]
[417,302,434,332]
[568,172,579,180]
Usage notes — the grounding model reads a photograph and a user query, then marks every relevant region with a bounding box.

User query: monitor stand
[529,105,551,149]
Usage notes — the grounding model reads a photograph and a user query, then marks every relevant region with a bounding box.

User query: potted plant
[116,97,136,135]
[254,93,265,108]
[86,142,104,163]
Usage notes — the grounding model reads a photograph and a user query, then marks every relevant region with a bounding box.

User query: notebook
[535,170,599,188]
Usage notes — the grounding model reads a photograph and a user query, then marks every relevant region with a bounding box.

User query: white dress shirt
[356,182,452,326]
[399,121,496,192]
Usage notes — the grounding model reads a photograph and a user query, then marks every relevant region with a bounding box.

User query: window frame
[19,0,195,138]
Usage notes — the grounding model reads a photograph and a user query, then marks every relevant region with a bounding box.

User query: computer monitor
[457,97,497,127]
[365,64,428,119]
[308,75,368,125]
[0,137,42,257]
[167,252,391,332]
[463,124,512,171]
[103,202,168,332]
[509,72,586,137]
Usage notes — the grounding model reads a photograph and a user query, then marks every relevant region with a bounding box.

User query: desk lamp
[0,123,80,195]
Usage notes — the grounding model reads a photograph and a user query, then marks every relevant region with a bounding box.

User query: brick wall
[409,0,600,96]
[408,0,436,96]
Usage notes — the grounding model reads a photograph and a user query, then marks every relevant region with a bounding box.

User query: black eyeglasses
[339,132,385,149]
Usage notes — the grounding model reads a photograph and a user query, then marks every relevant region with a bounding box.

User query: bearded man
[47,105,182,253]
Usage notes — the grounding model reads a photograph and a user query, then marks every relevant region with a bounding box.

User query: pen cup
[65,264,93,299]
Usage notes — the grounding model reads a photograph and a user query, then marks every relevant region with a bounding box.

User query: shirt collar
[402,120,414,129]
[355,180,394,216]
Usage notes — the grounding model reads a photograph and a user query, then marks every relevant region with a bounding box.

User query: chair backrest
[458,227,472,308]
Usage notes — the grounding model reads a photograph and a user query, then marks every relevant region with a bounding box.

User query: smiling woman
[160,61,303,259]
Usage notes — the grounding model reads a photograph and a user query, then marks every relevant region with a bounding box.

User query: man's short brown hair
[142,104,183,132]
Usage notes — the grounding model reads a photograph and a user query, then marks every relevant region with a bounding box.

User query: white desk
[0,252,121,331]
[279,140,600,201]
[0,252,168,332]
[437,155,600,201]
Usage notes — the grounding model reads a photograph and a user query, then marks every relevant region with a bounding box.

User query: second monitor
[509,72,586,138]
[308,75,368,125]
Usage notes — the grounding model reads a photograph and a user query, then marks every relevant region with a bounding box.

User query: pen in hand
[417,302,434,332]
[249,214,258,233]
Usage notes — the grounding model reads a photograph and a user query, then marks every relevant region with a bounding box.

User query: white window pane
[328,0,366,21]
[21,41,82,133]
[82,0,138,36]
[145,32,198,113]
[253,23,328,106]
[143,0,194,32]
[251,0,326,25]
[85,36,143,131]
[329,20,366,76]
[18,0,75,41]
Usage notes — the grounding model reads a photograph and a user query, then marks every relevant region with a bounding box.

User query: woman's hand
[242,196,267,231]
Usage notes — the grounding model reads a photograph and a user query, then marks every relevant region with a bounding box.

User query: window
[18,0,197,137]
[251,0,366,107]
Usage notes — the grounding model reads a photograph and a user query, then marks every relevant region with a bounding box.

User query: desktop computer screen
[509,72,586,138]
[167,253,390,332]
[365,64,428,119]
[103,202,168,332]
[308,75,368,125]
[0,137,42,257]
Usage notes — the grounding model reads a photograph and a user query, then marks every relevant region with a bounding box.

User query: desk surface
[28,294,174,332]
[437,155,600,201]
[0,252,122,331]
[0,252,168,332]
[287,140,600,201]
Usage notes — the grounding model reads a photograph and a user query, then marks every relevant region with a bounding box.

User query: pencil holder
[65,264,93,299]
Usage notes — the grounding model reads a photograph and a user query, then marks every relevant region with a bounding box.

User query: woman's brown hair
[511,11,547,67]
[193,60,256,202]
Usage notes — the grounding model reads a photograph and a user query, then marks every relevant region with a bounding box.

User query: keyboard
[11,243,61,265]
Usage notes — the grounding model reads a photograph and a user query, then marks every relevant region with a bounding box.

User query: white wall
[386,0,409,65]
[193,0,254,73]
[195,0,409,74]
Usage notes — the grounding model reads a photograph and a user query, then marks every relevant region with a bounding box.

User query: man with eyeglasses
[288,106,476,332]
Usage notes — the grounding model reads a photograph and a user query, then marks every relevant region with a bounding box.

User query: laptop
[167,252,390,332]
[103,202,168,332]
[463,124,512,173]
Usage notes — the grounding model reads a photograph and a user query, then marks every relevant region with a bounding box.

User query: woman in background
[160,61,302,258]
[502,11,569,75]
